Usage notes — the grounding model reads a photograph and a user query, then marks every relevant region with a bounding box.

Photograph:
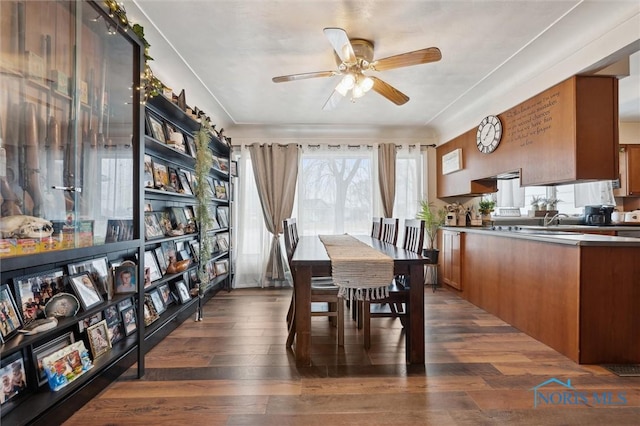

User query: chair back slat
[380,218,399,245]
[283,218,297,263]
[371,217,382,239]
[402,219,425,254]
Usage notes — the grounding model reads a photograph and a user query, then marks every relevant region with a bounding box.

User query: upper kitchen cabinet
[437,76,619,197]
[0,0,142,263]
[614,144,640,197]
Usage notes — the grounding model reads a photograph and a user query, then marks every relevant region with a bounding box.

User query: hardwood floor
[65,287,640,425]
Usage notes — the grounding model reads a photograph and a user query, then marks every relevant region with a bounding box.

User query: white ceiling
[126,0,640,143]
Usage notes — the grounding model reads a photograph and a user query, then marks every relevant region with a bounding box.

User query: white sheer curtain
[233,145,272,288]
[394,145,424,243]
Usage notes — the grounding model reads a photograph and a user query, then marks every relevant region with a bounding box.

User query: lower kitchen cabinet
[441,229,463,290]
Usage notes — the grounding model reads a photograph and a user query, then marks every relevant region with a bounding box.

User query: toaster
[624,211,640,223]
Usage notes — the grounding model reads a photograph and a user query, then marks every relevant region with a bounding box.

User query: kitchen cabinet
[614,144,640,197]
[441,229,463,290]
[0,1,144,424]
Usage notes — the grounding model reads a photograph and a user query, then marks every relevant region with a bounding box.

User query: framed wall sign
[442,148,463,175]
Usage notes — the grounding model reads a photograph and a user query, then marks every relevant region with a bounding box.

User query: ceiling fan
[272,27,442,110]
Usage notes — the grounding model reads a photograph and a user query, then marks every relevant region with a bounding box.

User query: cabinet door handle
[51,185,82,193]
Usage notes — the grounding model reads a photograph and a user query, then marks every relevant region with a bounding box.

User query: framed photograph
[0,351,28,405]
[0,285,22,342]
[154,246,168,276]
[213,179,226,199]
[189,269,201,288]
[170,207,189,230]
[175,281,191,304]
[67,257,111,296]
[68,273,103,311]
[160,241,177,268]
[164,122,185,152]
[117,298,133,312]
[114,263,137,294]
[105,219,134,243]
[214,260,229,276]
[104,304,120,326]
[87,320,111,359]
[78,312,102,332]
[217,206,229,228]
[157,211,174,235]
[188,240,200,263]
[158,283,174,307]
[147,113,166,143]
[219,157,229,173]
[13,269,65,324]
[167,166,181,192]
[143,154,155,187]
[108,322,124,345]
[177,170,193,195]
[41,341,93,392]
[121,306,137,336]
[143,294,159,326]
[211,155,221,171]
[32,332,75,386]
[230,160,237,177]
[217,232,230,251]
[185,134,197,158]
[149,289,166,315]
[144,250,162,282]
[144,213,165,240]
[206,259,216,281]
[151,159,169,189]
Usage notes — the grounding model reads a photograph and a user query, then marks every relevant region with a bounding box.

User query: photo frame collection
[145,112,198,158]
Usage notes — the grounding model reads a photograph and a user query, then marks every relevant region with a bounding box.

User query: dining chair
[380,218,399,245]
[360,219,424,349]
[371,217,382,239]
[283,218,344,347]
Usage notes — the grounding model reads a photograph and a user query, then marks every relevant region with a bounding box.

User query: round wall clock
[476,115,502,154]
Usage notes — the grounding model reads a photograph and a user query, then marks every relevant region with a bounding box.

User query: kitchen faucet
[543,212,569,226]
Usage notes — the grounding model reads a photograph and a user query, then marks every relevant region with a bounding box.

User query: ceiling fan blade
[370,76,409,105]
[322,87,344,111]
[370,47,442,71]
[323,27,356,64]
[272,70,337,83]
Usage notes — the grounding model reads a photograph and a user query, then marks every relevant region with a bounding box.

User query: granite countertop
[442,225,640,247]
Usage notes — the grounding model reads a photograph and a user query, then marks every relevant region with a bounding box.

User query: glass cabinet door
[0,0,139,257]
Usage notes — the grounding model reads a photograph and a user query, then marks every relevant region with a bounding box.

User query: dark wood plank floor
[65,287,640,425]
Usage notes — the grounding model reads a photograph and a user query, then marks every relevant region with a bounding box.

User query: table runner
[318,234,394,301]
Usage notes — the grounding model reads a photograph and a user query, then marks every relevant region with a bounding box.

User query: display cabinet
[0,1,144,424]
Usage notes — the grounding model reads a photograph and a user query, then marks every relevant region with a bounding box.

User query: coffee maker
[583,205,614,226]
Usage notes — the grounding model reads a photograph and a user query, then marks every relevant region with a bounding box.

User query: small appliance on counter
[582,205,614,226]
[624,210,640,223]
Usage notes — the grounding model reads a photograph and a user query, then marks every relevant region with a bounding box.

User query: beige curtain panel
[249,143,299,281]
[378,143,396,218]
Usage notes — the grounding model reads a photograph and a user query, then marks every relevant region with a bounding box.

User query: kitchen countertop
[441,225,640,247]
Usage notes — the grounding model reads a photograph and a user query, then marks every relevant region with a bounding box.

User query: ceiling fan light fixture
[360,76,374,93]
[352,84,366,99]
[335,73,356,96]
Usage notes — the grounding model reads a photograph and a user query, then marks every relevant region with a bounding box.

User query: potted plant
[478,198,496,225]
[416,200,447,264]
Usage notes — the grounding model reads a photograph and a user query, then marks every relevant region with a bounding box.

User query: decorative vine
[104,1,163,101]
[194,123,215,295]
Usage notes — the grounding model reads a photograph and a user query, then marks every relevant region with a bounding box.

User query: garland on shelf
[194,123,214,296]
[104,1,163,101]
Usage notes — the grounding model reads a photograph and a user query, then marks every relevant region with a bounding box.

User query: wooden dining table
[290,234,429,366]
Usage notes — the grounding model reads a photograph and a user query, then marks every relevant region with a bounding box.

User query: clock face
[476,115,502,154]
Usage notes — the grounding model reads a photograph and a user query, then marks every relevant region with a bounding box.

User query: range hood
[495,171,520,180]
